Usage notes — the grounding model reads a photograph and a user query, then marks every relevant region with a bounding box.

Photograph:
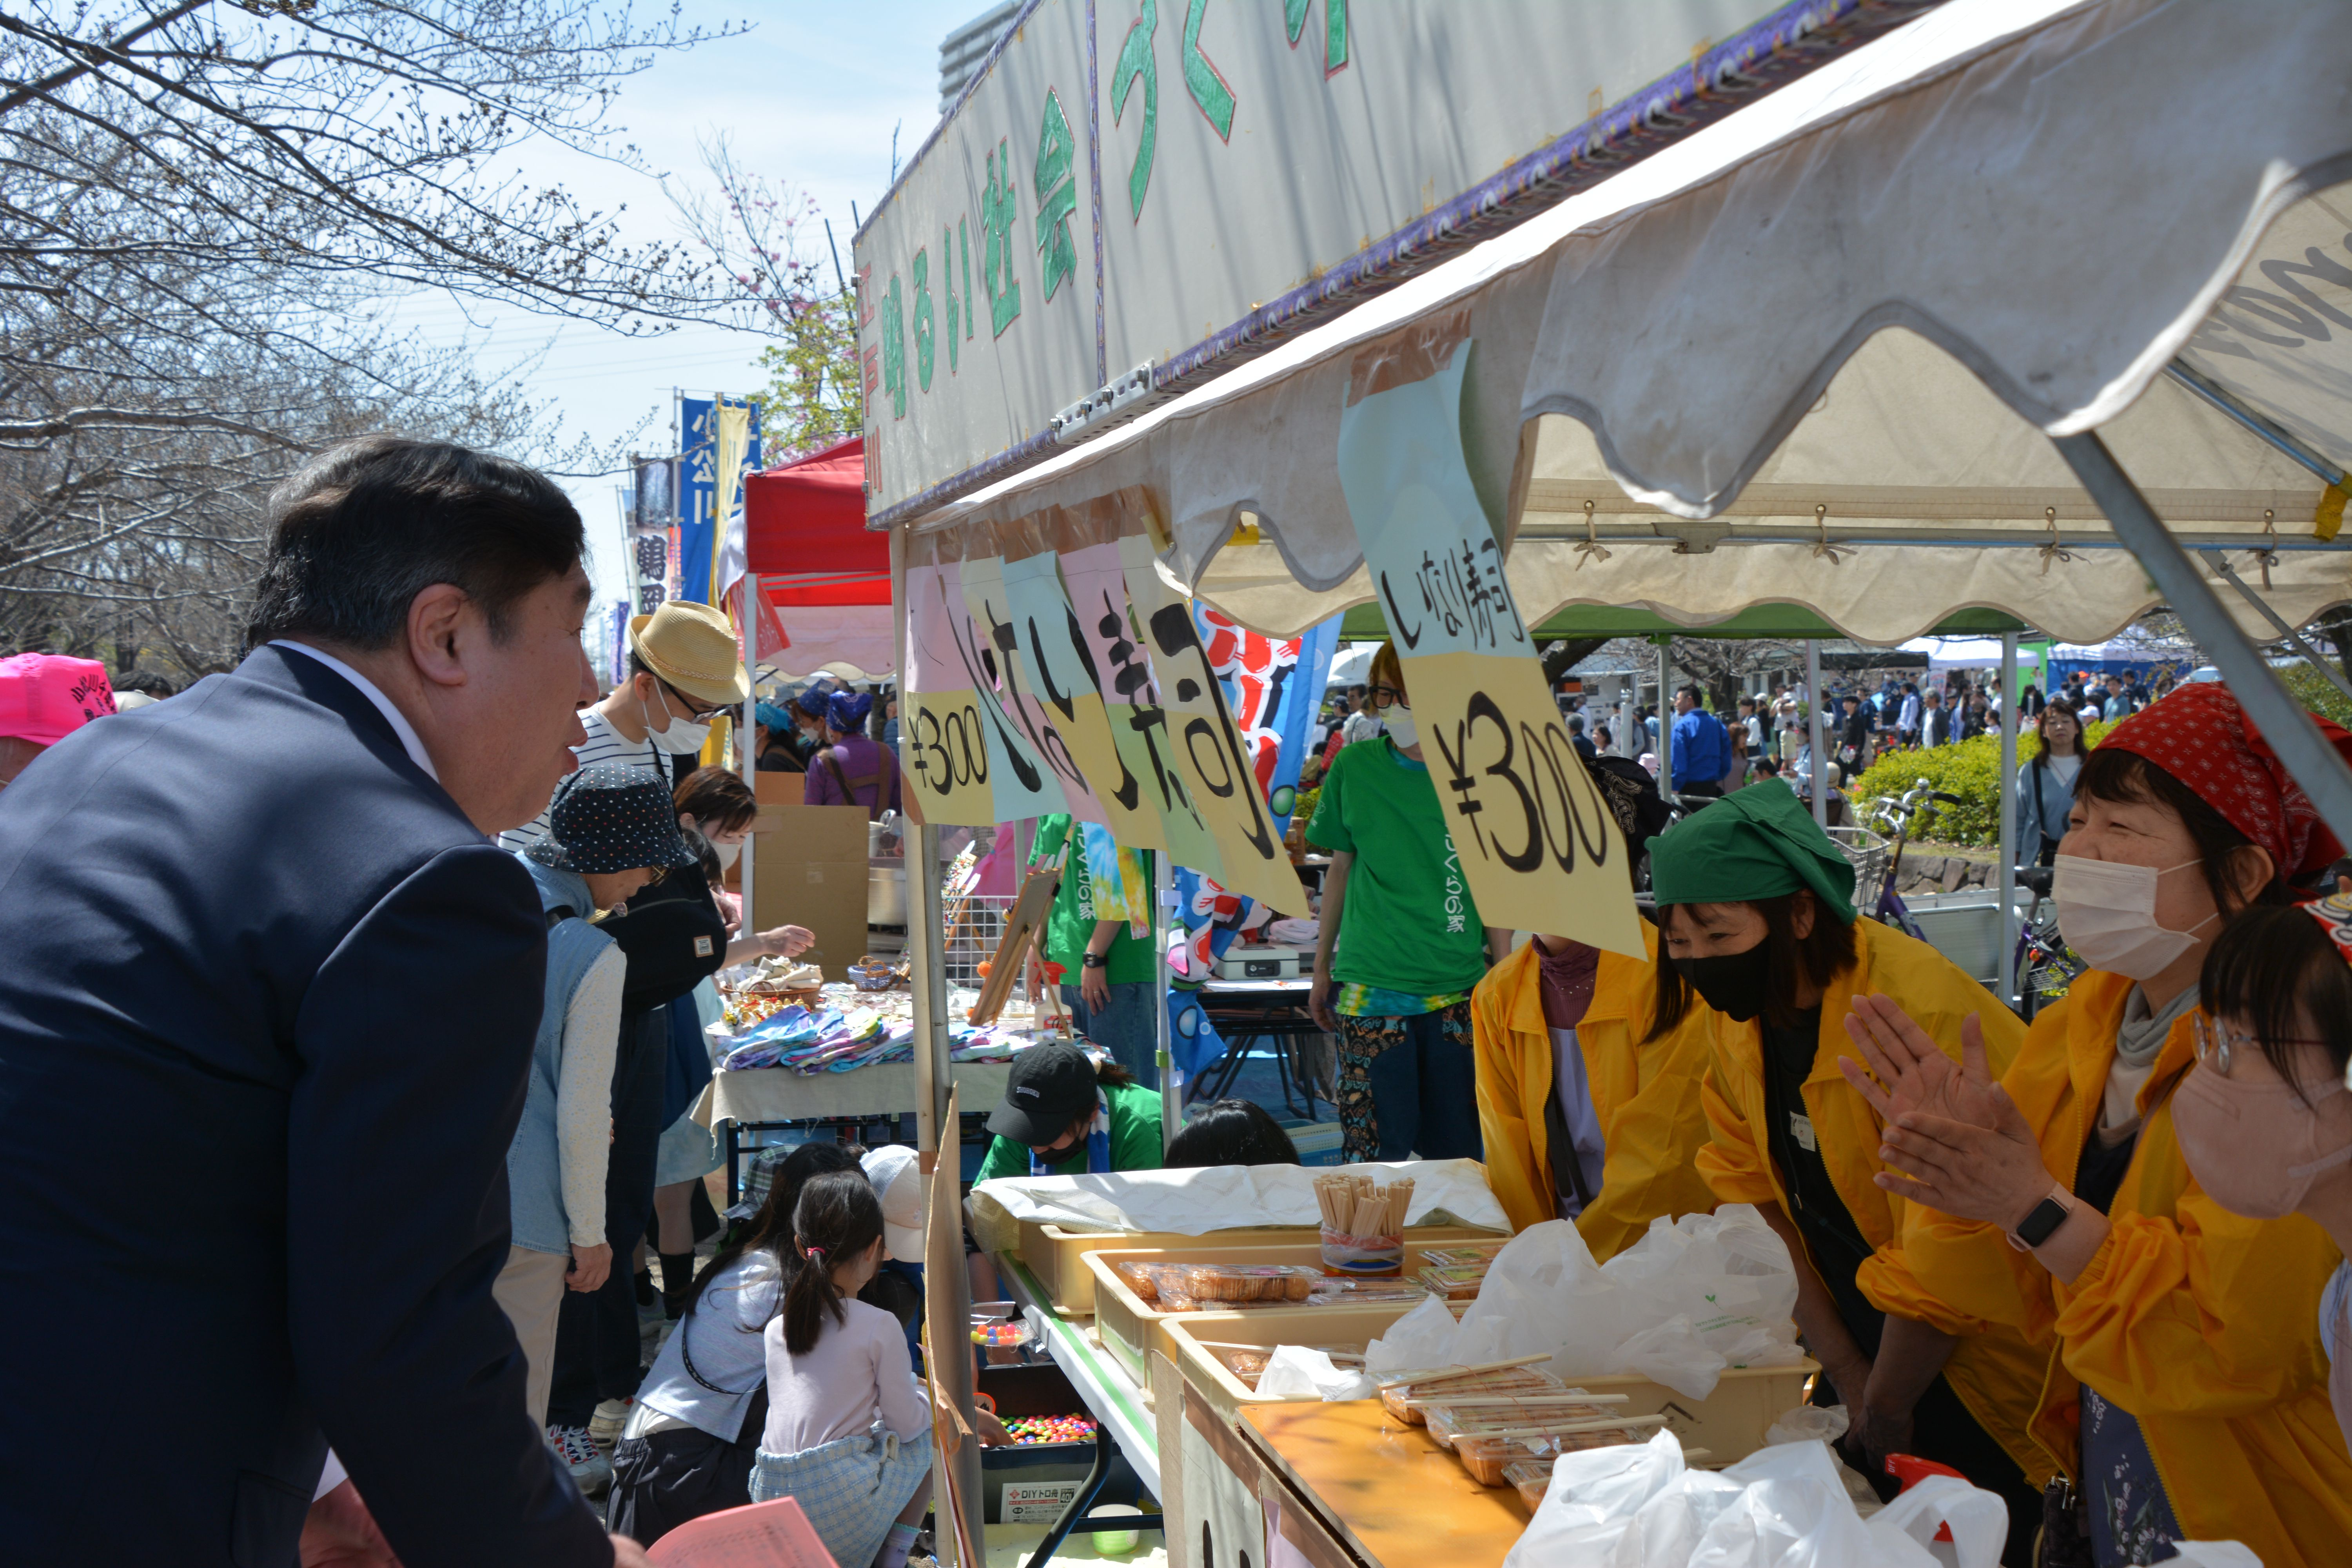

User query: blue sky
[375,0,991,608]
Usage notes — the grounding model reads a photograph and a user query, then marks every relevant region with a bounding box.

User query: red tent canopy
[744,436,886,606]
[741,436,894,675]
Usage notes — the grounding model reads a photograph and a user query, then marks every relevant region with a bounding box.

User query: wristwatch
[1082,951,1109,969]
[2006,1185,2073,1252]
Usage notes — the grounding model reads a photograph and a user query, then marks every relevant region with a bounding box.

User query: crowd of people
[4,434,2349,1568]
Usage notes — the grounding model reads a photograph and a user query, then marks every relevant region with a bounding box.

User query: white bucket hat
[860,1144,927,1263]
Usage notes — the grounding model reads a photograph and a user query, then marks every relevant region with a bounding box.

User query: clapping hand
[1838,995,2004,1131]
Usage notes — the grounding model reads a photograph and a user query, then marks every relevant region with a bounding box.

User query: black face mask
[1672,942,1773,1023]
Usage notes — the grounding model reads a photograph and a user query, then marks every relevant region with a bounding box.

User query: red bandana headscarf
[2096,682,2352,884]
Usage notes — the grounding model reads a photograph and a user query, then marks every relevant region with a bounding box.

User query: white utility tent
[1903,639,2043,674]
[904,0,2352,845]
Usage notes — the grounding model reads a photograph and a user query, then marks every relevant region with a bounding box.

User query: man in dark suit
[0,438,650,1566]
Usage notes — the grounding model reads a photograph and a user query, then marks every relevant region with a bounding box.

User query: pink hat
[0,654,116,745]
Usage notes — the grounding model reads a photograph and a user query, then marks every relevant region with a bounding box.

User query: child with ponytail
[751,1170,933,1568]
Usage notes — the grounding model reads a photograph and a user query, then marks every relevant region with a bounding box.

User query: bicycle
[2012,864,2085,1021]
[1853,779,1962,942]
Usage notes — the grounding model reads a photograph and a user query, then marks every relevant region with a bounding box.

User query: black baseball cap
[987,1042,1098,1146]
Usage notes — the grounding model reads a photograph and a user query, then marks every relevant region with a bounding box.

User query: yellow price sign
[1336,330,1642,955]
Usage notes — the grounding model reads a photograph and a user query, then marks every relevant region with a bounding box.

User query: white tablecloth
[692,1060,1016,1127]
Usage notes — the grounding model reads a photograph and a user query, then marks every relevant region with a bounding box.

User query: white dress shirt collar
[270,639,439,782]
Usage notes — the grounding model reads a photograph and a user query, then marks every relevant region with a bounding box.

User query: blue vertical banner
[676,397,717,606]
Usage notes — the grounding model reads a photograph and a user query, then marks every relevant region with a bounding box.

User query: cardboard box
[750,779,869,983]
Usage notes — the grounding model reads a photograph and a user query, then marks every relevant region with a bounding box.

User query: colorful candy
[1000,1414,1097,1445]
[970,1321,1032,1347]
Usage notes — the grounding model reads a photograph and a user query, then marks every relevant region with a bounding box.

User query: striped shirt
[497,709,659,853]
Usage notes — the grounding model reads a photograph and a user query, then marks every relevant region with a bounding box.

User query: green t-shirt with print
[1303,736,1488,998]
[971,1079,1166,1183]
[1025,814,1156,985]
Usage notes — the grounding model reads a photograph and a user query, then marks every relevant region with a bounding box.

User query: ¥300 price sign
[1335,332,1644,955]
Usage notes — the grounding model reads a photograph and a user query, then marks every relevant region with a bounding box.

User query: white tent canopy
[909,0,2352,646]
[1901,639,2043,673]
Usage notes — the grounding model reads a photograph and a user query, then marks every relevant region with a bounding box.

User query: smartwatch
[1082,951,1109,969]
[2007,1187,2073,1252]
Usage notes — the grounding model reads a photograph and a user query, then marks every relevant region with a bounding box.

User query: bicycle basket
[1826,824,1891,913]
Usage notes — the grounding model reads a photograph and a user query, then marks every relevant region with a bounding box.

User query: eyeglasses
[1368,684,1406,710]
[2193,1013,2332,1075]
[663,681,729,721]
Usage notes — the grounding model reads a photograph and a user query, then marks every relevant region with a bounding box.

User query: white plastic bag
[1612,1313,1731,1400]
[1362,1290,1458,1376]
[1761,1404,1850,1449]
[1686,1475,1911,1568]
[1255,1345,1377,1402]
[1449,1209,1804,1396]
[1502,1428,1687,1568]
[2163,1544,2265,1568]
[1865,1474,2007,1568]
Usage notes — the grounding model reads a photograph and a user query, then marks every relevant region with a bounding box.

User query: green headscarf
[1646,784,1858,924]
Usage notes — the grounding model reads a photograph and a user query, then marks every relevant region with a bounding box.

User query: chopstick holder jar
[1319,1223,1405,1276]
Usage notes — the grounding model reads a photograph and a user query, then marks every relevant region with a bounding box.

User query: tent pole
[1154,850,1177,1145]
[2056,431,2352,848]
[739,571,758,927]
[1998,633,2018,1008]
[1657,637,1674,802]
[893,526,978,1568]
[2201,550,2352,706]
[1806,641,1827,828]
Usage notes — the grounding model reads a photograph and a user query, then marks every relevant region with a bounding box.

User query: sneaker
[588,1397,631,1447]
[547,1423,612,1497]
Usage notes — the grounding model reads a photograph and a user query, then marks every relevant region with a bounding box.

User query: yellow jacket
[1861,971,2352,1566]
[1695,917,2045,1477]
[1470,931,1717,1257]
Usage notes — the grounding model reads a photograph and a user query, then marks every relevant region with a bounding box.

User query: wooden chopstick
[1403,1392,1630,1409]
[1447,1414,1670,1441]
[1375,1353,1552,1390]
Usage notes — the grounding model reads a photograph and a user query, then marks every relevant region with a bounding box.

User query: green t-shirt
[1304,736,1488,996]
[1025,815,1156,985]
[972,1078,1166,1182]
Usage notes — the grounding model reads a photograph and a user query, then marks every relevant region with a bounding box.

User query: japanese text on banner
[901,561,1002,826]
[1119,534,1306,915]
[937,558,1068,822]
[960,555,1107,826]
[1060,539,1225,877]
[998,550,1171,853]
[1334,338,1643,954]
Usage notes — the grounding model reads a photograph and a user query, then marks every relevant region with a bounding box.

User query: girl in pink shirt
[750,1171,933,1568]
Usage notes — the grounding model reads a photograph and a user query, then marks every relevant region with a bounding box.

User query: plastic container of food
[1175,1263,1322,1301]
[1503,1457,1557,1509]
[1455,1434,1545,1486]
[1377,1366,1562,1428]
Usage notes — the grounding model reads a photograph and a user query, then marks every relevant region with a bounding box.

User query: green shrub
[1851,718,2117,848]
[2277,662,2352,730]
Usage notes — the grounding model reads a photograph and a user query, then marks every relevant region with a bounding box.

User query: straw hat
[627,601,749,707]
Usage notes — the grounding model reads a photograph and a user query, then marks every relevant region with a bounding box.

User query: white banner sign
[856,0,1791,515]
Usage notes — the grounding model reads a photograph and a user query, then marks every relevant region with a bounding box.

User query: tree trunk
[2318,606,2352,687]
[1540,637,1612,688]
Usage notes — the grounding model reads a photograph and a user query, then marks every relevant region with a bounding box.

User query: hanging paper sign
[1060,539,1224,877]
[1334,332,1642,955]
[902,563,1007,826]
[934,559,1067,822]
[1119,534,1307,915]
[999,550,1170,853]
[960,554,1105,825]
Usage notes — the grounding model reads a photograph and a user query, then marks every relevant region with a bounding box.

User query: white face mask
[641,683,711,755]
[2052,852,2218,980]
[712,838,742,870]
[1382,704,1418,749]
